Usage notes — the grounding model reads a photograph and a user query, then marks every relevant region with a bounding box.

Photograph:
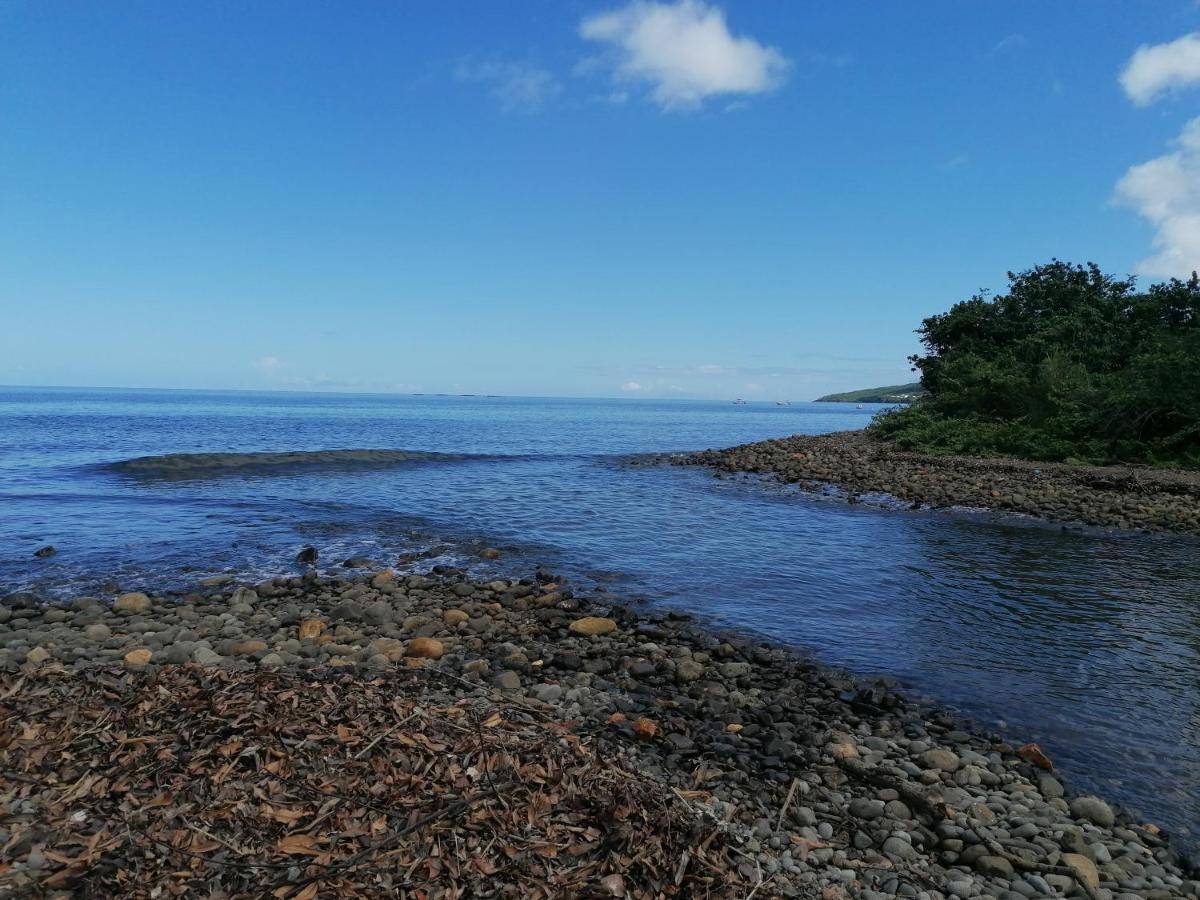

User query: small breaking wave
[109,448,473,475]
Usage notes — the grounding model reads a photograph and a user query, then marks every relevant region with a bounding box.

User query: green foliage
[871,261,1200,467]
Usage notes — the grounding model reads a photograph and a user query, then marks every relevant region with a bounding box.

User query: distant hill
[815,382,926,404]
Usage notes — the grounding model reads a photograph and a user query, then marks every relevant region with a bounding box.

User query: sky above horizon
[5,1,1200,400]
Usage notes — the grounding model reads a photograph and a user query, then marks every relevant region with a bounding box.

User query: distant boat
[732,398,747,405]
[856,403,864,409]
[775,400,790,406]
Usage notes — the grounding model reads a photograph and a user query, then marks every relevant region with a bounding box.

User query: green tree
[872,261,1200,467]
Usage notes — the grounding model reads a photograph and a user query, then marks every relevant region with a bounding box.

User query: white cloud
[455,60,562,113]
[620,381,644,391]
[253,356,284,371]
[991,34,1027,54]
[579,0,788,110]
[1114,117,1200,277]
[1120,32,1200,106]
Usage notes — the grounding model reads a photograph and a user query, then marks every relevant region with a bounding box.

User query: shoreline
[667,431,1200,537]
[3,568,1197,897]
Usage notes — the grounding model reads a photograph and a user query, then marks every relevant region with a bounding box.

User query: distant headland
[814,382,925,404]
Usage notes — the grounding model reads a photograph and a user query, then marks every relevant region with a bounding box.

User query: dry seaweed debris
[0,666,751,899]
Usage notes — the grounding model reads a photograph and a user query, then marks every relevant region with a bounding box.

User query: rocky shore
[668,431,1200,536]
[3,567,1197,898]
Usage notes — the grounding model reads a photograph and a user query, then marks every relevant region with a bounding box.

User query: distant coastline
[814,382,925,404]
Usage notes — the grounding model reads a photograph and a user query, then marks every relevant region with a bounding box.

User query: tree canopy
[871,261,1200,467]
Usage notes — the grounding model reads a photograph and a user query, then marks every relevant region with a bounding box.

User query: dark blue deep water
[2,387,1198,850]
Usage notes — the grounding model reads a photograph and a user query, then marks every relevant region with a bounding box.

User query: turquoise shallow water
[2,386,1198,852]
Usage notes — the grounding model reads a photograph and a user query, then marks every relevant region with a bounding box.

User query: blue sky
[4,1,1200,400]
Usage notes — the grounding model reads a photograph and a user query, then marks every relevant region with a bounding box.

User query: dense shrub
[871,261,1200,467]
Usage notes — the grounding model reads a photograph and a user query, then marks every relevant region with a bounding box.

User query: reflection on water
[1,387,1198,850]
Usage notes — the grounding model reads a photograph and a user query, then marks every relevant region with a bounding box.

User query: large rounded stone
[675,659,705,683]
[1069,796,1115,828]
[84,623,112,641]
[114,592,151,614]
[124,648,153,666]
[568,616,617,636]
[405,637,444,659]
[918,748,961,772]
[443,609,469,625]
[974,855,1014,878]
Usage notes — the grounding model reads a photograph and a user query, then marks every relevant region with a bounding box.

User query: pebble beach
[4,564,1197,898]
[669,431,1200,536]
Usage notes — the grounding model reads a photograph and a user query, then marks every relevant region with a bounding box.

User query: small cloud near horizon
[454,59,563,113]
[253,356,284,371]
[579,0,789,111]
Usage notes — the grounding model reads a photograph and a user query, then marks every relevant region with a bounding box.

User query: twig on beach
[777,777,800,832]
[352,710,417,760]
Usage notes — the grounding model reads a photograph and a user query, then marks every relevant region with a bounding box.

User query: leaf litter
[0,665,753,898]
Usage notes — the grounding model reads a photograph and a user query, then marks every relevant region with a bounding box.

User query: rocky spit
[667,431,1200,537]
[2,567,1197,898]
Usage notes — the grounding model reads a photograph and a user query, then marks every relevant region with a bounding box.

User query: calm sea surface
[2,387,1198,851]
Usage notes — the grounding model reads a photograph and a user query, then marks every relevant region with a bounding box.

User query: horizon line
[0,382,869,404]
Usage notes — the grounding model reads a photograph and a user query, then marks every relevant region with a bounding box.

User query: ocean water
[3,386,1199,851]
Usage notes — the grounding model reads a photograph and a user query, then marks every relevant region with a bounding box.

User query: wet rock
[33,545,56,558]
[114,592,151,614]
[1070,795,1116,828]
[295,546,318,565]
[568,616,617,636]
[1038,774,1064,799]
